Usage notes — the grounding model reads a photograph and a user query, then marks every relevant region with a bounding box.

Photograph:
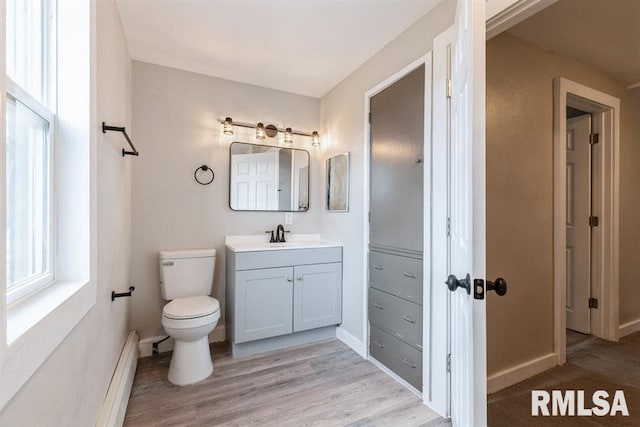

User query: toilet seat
[163,296,220,320]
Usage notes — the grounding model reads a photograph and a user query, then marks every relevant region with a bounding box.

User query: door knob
[445,273,471,295]
[487,278,507,296]
[473,277,508,299]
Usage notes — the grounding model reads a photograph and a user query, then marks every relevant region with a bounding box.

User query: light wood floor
[124,339,445,427]
[488,331,640,426]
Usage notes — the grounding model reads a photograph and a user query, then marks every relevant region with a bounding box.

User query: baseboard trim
[97,330,139,427]
[487,352,557,394]
[138,325,226,357]
[336,326,366,358]
[619,318,640,337]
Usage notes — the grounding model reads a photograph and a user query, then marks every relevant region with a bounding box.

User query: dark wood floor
[124,339,444,427]
[488,331,640,426]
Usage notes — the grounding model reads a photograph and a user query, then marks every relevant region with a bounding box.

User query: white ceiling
[508,0,640,91]
[116,0,441,98]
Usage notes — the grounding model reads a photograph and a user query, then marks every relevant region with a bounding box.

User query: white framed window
[5,0,56,305]
[0,0,95,410]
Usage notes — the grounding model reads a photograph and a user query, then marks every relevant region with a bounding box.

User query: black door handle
[474,277,508,299]
[487,278,507,296]
[445,273,471,295]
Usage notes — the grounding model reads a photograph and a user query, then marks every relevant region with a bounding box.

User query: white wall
[319,0,455,346]
[130,61,321,341]
[0,0,132,424]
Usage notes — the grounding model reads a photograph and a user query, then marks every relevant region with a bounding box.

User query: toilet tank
[159,249,216,300]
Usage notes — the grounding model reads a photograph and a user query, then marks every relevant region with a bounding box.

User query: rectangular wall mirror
[229,141,310,211]
[326,152,350,212]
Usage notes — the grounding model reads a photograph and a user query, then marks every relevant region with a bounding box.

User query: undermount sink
[225,234,341,252]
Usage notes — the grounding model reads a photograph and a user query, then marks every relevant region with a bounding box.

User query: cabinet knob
[286,277,293,282]
[296,276,303,281]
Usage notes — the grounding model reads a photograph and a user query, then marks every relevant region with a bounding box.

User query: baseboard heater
[97,330,139,427]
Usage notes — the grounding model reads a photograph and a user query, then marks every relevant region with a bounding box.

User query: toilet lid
[163,296,220,320]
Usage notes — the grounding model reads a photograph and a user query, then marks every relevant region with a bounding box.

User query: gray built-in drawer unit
[370,324,422,390]
[369,287,422,349]
[368,64,425,391]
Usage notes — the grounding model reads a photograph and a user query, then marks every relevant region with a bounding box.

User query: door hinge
[589,216,599,227]
[446,217,451,236]
[368,111,372,123]
[446,353,451,372]
[590,133,600,145]
[368,212,371,223]
[589,297,598,309]
[446,79,452,99]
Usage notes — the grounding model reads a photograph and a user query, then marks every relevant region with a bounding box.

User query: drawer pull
[402,315,416,324]
[374,340,385,349]
[162,261,174,266]
[402,358,417,369]
[373,265,384,270]
[402,272,416,279]
[373,303,384,310]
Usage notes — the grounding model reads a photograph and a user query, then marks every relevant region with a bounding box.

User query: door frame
[362,52,435,403]
[553,77,620,364]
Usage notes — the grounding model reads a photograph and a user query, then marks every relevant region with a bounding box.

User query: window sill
[7,280,92,344]
[0,279,96,410]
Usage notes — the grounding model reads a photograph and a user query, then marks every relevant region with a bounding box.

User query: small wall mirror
[326,152,350,212]
[229,142,309,212]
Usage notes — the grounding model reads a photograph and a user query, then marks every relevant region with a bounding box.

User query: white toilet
[159,249,220,386]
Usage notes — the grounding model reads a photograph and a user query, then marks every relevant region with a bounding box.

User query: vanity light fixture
[256,122,266,140]
[218,117,320,147]
[223,117,234,135]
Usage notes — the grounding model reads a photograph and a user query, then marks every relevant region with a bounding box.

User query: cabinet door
[235,267,293,343]
[370,65,424,253]
[293,263,342,332]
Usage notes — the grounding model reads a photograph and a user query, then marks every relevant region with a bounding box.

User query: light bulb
[256,122,265,140]
[223,117,233,135]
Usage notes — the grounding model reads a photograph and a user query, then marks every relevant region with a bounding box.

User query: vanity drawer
[369,288,422,349]
[234,247,342,270]
[369,251,422,303]
[370,324,422,390]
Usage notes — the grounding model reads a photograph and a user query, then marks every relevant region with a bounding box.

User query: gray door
[370,65,424,253]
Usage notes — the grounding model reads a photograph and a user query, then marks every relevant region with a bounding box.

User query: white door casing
[230,151,278,210]
[566,115,592,334]
[553,78,620,364]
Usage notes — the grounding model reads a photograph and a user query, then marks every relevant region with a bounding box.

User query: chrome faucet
[276,224,286,243]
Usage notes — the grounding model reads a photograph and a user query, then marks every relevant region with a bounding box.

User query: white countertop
[225,234,342,252]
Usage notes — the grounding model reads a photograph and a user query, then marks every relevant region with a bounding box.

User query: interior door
[448,0,487,425]
[230,151,278,210]
[566,115,592,333]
